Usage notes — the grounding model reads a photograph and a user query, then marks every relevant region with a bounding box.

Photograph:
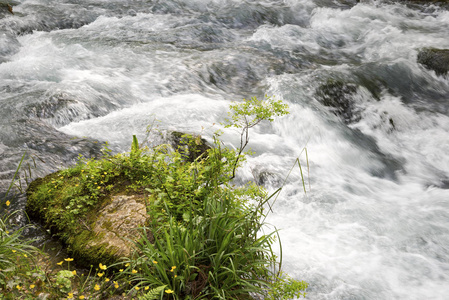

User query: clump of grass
[120,188,279,299]
[0,154,45,298]
[0,210,40,297]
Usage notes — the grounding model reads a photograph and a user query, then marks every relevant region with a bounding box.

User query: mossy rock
[26,171,149,268]
[417,48,449,76]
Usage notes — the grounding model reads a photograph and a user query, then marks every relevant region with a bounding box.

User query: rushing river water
[1,0,449,299]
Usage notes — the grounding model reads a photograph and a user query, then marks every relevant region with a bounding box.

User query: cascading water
[1,0,449,299]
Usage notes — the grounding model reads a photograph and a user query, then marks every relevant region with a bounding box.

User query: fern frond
[138,285,167,300]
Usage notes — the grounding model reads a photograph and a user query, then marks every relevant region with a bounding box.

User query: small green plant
[55,270,73,293]
[138,285,167,300]
[224,95,289,179]
[267,271,308,299]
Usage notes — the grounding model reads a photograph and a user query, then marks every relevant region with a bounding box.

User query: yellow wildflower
[57,261,64,265]
[97,272,104,277]
[119,269,123,272]
[67,292,74,299]
[165,289,174,294]
[170,266,176,272]
[79,296,85,299]
[16,285,21,290]
[72,270,77,275]
[135,286,140,290]
[131,269,137,274]
[125,263,130,267]
[30,284,35,289]
[105,278,110,282]
[94,284,100,291]
[114,282,119,289]
[65,258,74,262]
[99,263,107,270]
[23,254,28,258]
[5,200,10,206]
[11,250,16,253]
[152,260,158,264]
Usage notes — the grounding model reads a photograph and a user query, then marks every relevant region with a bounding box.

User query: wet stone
[315,79,360,124]
[417,48,449,76]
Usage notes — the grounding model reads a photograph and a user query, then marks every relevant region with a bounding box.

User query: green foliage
[24,95,307,299]
[121,187,272,299]
[224,95,289,129]
[0,211,38,289]
[55,270,73,293]
[111,96,304,299]
[267,272,308,299]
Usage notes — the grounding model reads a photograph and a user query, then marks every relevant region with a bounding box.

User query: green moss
[101,219,113,231]
[67,230,119,267]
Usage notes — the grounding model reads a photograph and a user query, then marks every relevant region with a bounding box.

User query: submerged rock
[417,48,449,76]
[315,79,359,124]
[0,2,14,17]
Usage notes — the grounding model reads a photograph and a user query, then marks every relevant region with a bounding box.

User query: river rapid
[1,0,449,299]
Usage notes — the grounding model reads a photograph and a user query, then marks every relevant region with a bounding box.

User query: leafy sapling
[222,95,289,179]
